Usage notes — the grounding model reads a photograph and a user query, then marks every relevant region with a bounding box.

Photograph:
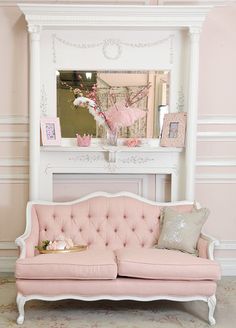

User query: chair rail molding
[0,132,29,142]
[198,115,236,125]
[0,174,29,183]
[0,116,29,125]
[18,3,212,202]
[197,131,236,142]
[0,158,29,167]
[196,174,236,184]
[196,158,236,167]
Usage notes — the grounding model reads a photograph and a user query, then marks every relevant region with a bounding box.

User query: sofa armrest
[197,233,219,260]
[15,203,39,259]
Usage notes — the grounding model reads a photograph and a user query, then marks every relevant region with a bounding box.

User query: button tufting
[142,243,145,247]
[79,228,83,232]
[123,215,126,219]
[88,215,91,218]
[61,229,64,233]
[114,229,117,233]
[71,214,74,219]
[150,229,153,233]
[123,243,126,247]
[132,228,135,232]
[106,215,109,219]
[142,215,145,219]
[44,228,47,232]
[97,229,100,233]
[105,242,109,246]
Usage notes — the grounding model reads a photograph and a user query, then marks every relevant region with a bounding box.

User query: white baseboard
[0,257,17,273]
[216,258,236,276]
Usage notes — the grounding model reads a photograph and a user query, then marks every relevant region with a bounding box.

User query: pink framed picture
[160,112,187,147]
[40,117,61,146]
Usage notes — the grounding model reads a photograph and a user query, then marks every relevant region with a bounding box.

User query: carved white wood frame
[16,293,217,325]
[15,191,218,325]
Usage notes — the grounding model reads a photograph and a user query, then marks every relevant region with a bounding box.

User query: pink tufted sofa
[15,192,221,325]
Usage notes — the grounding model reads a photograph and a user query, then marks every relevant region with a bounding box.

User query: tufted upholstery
[32,196,163,252]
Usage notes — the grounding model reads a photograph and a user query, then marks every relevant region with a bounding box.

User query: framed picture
[160,112,187,147]
[40,117,61,146]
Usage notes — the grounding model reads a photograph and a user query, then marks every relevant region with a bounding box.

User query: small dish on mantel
[38,245,87,254]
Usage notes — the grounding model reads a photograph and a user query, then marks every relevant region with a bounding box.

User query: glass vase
[106,129,118,146]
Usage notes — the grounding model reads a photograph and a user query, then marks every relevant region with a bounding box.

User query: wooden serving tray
[39,245,87,254]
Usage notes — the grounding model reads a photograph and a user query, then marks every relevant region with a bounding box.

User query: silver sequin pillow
[156,207,209,255]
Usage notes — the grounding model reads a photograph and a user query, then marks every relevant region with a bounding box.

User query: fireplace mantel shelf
[41,145,183,153]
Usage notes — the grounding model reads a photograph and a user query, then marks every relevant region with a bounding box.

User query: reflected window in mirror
[57,70,170,138]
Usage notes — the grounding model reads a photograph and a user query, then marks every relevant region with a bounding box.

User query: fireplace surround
[18,3,212,201]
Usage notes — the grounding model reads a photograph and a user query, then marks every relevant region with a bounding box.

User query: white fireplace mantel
[40,145,182,201]
[18,3,212,202]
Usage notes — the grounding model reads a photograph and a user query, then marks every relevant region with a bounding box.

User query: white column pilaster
[28,25,41,201]
[185,27,201,201]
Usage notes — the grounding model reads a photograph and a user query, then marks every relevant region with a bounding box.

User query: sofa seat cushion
[116,248,221,281]
[16,249,117,280]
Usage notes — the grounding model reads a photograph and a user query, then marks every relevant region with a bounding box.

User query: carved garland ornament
[52,34,175,62]
[121,156,154,165]
[40,84,48,116]
[68,154,104,163]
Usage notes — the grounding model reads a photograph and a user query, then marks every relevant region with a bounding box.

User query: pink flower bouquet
[124,138,141,147]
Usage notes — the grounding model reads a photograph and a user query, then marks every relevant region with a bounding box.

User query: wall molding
[0,116,29,125]
[216,258,236,276]
[0,174,29,183]
[196,158,236,167]
[196,174,236,183]
[216,240,236,250]
[0,257,17,273]
[198,115,236,125]
[0,132,29,142]
[0,158,29,167]
[0,242,17,250]
[197,131,236,142]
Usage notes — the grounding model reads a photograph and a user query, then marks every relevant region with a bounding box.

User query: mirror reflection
[57,70,169,138]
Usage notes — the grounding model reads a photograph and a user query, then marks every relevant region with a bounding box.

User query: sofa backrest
[30,194,193,251]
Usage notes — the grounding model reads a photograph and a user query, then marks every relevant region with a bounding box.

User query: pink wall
[0,2,236,268]
[196,4,236,260]
[198,5,236,116]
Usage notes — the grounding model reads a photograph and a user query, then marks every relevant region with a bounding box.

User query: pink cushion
[15,249,117,280]
[116,248,221,281]
[16,277,217,297]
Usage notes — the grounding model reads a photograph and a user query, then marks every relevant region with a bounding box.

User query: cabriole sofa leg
[16,293,26,325]
[208,295,216,326]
